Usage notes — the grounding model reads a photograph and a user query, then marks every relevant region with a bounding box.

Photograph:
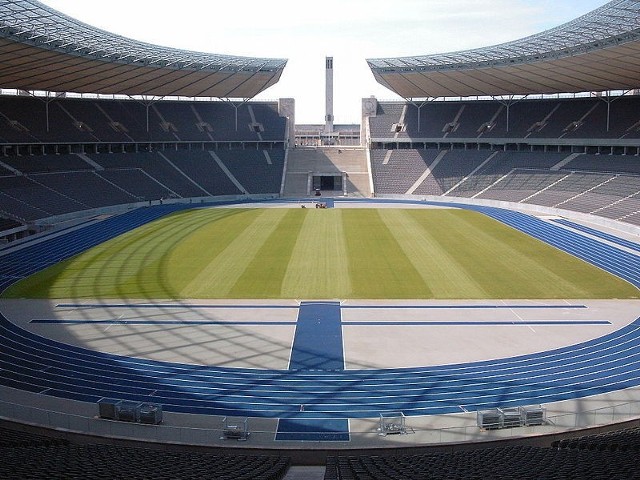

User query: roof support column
[45,98,50,133]
[494,95,527,133]
[405,98,434,133]
[131,96,163,133]
[28,91,57,133]
[594,90,632,133]
[220,98,251,132]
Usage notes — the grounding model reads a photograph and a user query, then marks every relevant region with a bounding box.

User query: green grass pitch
[4,208,638,300]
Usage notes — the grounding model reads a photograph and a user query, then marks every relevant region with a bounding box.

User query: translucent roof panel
[0,0,287,97]
[367,0,640,98]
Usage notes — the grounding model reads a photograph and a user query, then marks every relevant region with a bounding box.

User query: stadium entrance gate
[313,174,343,193]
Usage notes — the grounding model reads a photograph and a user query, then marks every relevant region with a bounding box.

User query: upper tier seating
[0,96,286,144]
[370,96,640,140]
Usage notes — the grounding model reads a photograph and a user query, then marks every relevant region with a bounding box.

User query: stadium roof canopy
[0,0,287,99]
[367,0,640,99]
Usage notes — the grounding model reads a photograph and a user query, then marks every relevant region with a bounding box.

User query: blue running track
[552,218,640,254]
[1,201,640,441]
[3,311,640,418]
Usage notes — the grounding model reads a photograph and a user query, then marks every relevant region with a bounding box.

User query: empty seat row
[1,441,291,480]
[325,444,640,480]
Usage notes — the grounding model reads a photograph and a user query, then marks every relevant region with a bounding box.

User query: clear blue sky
[41,0,607,124]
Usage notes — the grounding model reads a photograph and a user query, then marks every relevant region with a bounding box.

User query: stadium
[1,0,640,478]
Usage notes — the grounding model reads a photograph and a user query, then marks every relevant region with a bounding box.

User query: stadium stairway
[282,147,370,197]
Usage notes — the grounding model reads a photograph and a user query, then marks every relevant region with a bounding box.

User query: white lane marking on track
[509,307,536,333]
[104,314,124,332]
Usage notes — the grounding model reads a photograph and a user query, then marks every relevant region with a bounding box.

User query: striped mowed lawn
[4,207,638,299]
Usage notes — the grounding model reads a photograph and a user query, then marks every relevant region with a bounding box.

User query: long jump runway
[2,297,640,442]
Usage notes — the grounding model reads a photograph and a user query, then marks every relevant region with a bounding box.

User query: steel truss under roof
[0,0,287,98]
[367,0,640,99]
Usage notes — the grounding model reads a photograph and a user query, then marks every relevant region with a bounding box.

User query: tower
[325,56,334,133]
